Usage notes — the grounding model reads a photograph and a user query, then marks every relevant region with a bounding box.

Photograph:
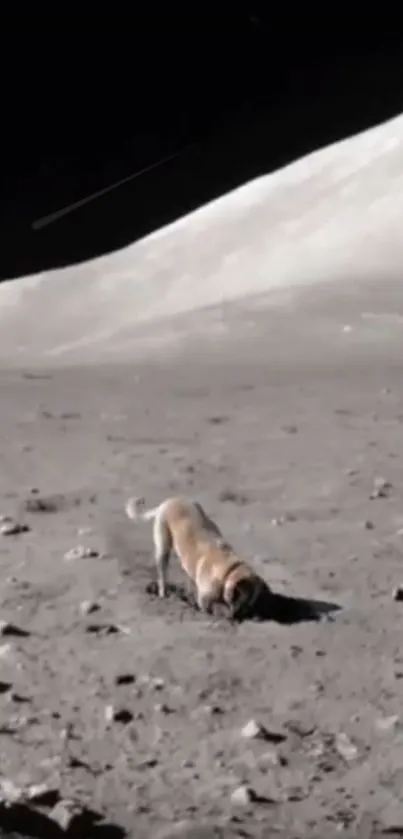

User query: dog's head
[227,575,273,622]
[225,576,257,622]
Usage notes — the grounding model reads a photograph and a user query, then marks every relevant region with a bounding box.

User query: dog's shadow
[253,590,341,624]
[145,582,341,625]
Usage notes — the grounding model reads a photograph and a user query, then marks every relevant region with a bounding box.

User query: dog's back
[162,497,226,563]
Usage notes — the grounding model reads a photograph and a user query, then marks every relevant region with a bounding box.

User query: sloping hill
[0,114,402,365]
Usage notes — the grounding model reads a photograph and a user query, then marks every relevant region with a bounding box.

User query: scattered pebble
[49,799,96,833]
[375,714,399,732]
[79,600,100,616]
[393,586,403,602]
[258,747,286,767]
[203,704,223,716]
[154,703,173,715]
[0,621,30,638]
[240,719,285,743]
[151,677,166,691]
[10,692,31,704]
[105,705,133,724]
[370,477,392,499]
[230,785,256,806]
[23,496,60,513]
[115,673,136,686]
[0,520,30,536]
[241,719,266,740]
[85,623,121,635]
[286,720,316,738]
[374,476,391,490]
[218,490,249,505]
[0,778,23,803]
[334,732,358,762]
[64,545,99,561]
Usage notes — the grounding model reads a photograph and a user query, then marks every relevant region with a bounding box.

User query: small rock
[286,786,308,802]
[364,520,374,530]
[218,490,249,505]
[282,424,298,434]
[10,692,31,704]
[335,732,358,762]
[241,719,265,740]
[105,705,133,724]
[154,703,173,714]
[64,545,99,561]
[137,757,159,770]
[49,799,94,832]
[0,778,23,803]
[230,785,256,806]
[0,621,30,638]
[0,521,30,536]
[203,704,223,716]
[79,600,100,616]
[115,673,136,686]
[258,747,286,767]
[151,677,166,691]
[181,758,195,769]
[23,496,59,513]
[286,720,316,738]
[374,476,391,490]
[370,477,392,499]
[85,623,120,635]
[0,680,12,694]
[240,719,285,743]
[393,586,403,602]
[375,714,399,732]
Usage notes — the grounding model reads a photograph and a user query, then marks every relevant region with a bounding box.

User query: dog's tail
[125,496,159,523]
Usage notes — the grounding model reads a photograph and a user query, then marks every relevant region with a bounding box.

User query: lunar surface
[1,115,403,838]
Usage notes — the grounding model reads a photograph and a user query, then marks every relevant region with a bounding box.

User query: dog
[125,495,272,621]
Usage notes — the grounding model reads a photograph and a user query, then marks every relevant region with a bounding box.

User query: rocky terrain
[1,116,403,838]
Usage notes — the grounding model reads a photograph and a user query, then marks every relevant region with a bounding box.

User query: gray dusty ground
[2,115,403,838]
[1,279,403,839]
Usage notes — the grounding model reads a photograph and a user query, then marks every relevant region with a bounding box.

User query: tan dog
[125,495,271,620]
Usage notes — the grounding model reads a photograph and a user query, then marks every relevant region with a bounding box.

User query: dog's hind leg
[153,511,172,599]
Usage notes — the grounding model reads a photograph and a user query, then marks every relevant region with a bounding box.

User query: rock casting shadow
[0,802,126,839]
